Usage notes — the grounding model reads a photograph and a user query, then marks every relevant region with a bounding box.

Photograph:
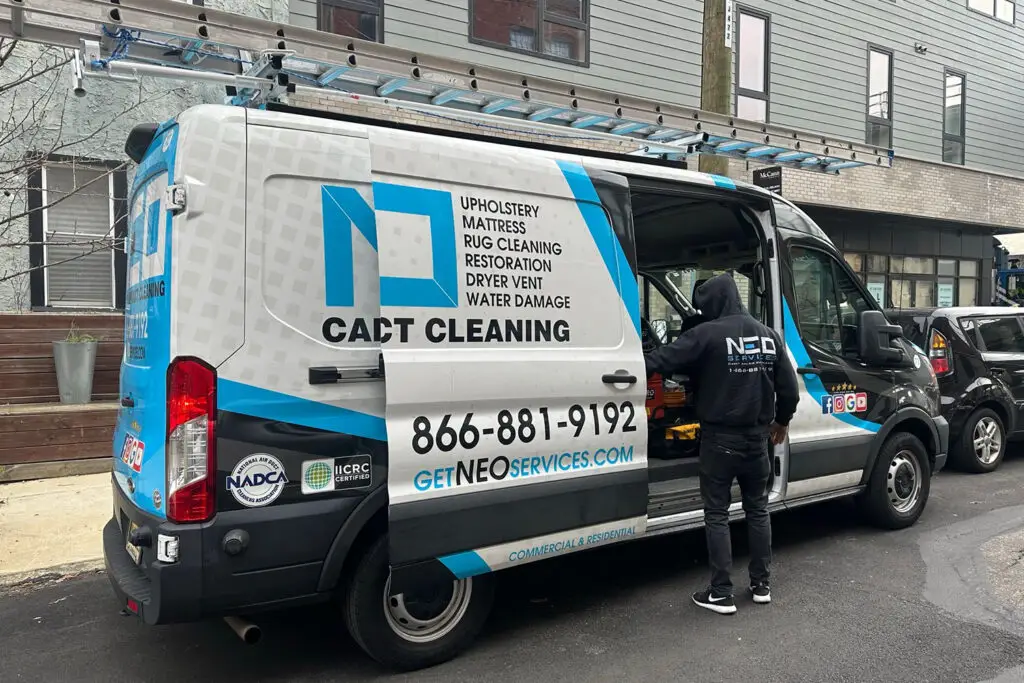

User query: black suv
[886,307,1023,473]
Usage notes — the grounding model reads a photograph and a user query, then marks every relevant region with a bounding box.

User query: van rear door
[370,132,648,588]
[113,122,177,516]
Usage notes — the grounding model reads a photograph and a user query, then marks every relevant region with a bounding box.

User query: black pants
[698,429,772,597]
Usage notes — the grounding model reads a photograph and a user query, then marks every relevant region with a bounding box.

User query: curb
[0,559,104,592]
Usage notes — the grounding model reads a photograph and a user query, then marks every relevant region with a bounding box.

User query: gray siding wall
[290,0,704,106]
[292,0,1024,178]
[736,0,1024,176]
[290,0,317,28]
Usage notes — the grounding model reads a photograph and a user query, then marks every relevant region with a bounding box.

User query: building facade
[288,0,1024,309]
[2,0,1021,314]
[0,0,288,312]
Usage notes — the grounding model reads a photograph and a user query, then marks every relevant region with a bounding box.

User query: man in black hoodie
[645,273,799,615]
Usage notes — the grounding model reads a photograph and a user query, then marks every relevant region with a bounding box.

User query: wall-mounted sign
[753,166,782,194]
[724,0,735,48]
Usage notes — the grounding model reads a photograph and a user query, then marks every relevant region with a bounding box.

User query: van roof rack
[3,0,893,174]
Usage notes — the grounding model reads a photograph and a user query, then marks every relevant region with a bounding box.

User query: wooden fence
[0,313,123,404]
[0,313,123,468]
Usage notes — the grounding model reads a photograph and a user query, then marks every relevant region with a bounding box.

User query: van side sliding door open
[369,132,649,589]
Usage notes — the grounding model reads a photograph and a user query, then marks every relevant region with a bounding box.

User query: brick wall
[727,157,1024,231]
[289,87,1024,232]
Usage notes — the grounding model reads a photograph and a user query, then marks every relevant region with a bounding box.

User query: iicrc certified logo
[301,459,335,495]
[226,453,288,507]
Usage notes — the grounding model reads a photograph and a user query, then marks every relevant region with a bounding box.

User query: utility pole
[699,0,733,177]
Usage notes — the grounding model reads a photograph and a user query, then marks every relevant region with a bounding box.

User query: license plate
[125,521,142,565]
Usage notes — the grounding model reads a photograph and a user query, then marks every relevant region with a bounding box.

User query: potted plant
[53,321,100,405]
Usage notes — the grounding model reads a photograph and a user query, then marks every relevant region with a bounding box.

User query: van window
[790,246,872,355]
[773,199,829,241]
[973,316,1024,353]
[640,275,683,343]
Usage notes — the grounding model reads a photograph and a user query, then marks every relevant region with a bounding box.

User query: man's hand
[769,422,788,446]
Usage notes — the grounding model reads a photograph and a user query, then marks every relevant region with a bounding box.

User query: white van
[105,104,948,670]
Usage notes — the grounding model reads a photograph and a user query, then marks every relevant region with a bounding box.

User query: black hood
[694,273,745,320]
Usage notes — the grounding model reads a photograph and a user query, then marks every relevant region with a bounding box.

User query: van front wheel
[343,535,495,671]
[860,432,931,530]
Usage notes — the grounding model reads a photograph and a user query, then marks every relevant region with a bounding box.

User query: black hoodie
[645,274,799,435]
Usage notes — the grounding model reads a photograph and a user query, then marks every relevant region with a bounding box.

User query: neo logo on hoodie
[725,336,778,356]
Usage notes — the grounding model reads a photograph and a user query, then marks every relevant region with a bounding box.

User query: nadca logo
[726,336,777,355]
[226,453,289,508]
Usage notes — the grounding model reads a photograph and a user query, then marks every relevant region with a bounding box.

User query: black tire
[342,535,495,671]
[860,431,931,530]
[949,407,1006,474]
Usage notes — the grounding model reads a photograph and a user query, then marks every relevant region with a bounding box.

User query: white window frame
[968,0,1015,23]
[40,164,117,309]
[735,7,771,124]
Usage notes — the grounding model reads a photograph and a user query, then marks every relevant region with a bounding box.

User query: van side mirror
[859,310,904,364]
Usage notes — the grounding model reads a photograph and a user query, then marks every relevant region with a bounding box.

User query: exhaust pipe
[224,616,262,644]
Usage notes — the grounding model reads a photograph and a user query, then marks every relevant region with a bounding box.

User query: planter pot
[53,341,98,405]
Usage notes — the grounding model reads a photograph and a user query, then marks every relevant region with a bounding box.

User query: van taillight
[928,329,952,377]
[166,358,216,523]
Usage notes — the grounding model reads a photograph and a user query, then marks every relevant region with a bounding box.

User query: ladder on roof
[1,0,893,174]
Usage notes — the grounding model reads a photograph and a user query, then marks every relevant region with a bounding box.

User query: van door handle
[602,373,637,385]
[309,357,385,386]
[797,366,821,375]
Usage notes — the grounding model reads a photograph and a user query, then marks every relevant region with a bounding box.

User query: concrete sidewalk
[0,473,110,586]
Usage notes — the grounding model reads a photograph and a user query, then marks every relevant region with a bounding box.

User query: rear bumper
[931,415,949,475]
[103,481,204,625]
[104,475,364,624]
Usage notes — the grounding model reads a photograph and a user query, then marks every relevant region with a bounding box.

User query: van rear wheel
[343,535,495,671]
[860,432,930,530]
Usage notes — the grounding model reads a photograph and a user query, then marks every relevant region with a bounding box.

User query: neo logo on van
[725,336,777,356]
[321,183,459,309]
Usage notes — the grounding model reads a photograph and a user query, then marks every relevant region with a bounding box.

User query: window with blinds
[43,164,115,308]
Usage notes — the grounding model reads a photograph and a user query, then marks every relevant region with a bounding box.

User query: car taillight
[166,357,216,523]
[928,329,952,377]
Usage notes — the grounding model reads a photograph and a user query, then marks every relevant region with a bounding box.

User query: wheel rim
[383,575,473,643]
[887,449,922,514]
[973,417,1003,465]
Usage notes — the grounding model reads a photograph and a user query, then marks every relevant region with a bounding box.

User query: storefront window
[938,277,956,307]
[891,278,913,308]
[915,280,935,307]
[867,254,888,273]
[866,275,886,306]
[845,252,981,307]
[892,256,935,275]
[844,253,864,273]
[959,278,978,306]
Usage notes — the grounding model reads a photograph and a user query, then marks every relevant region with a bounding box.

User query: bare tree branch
[0,40,197,303]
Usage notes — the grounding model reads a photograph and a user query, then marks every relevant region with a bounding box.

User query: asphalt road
[3,456,1024,683]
